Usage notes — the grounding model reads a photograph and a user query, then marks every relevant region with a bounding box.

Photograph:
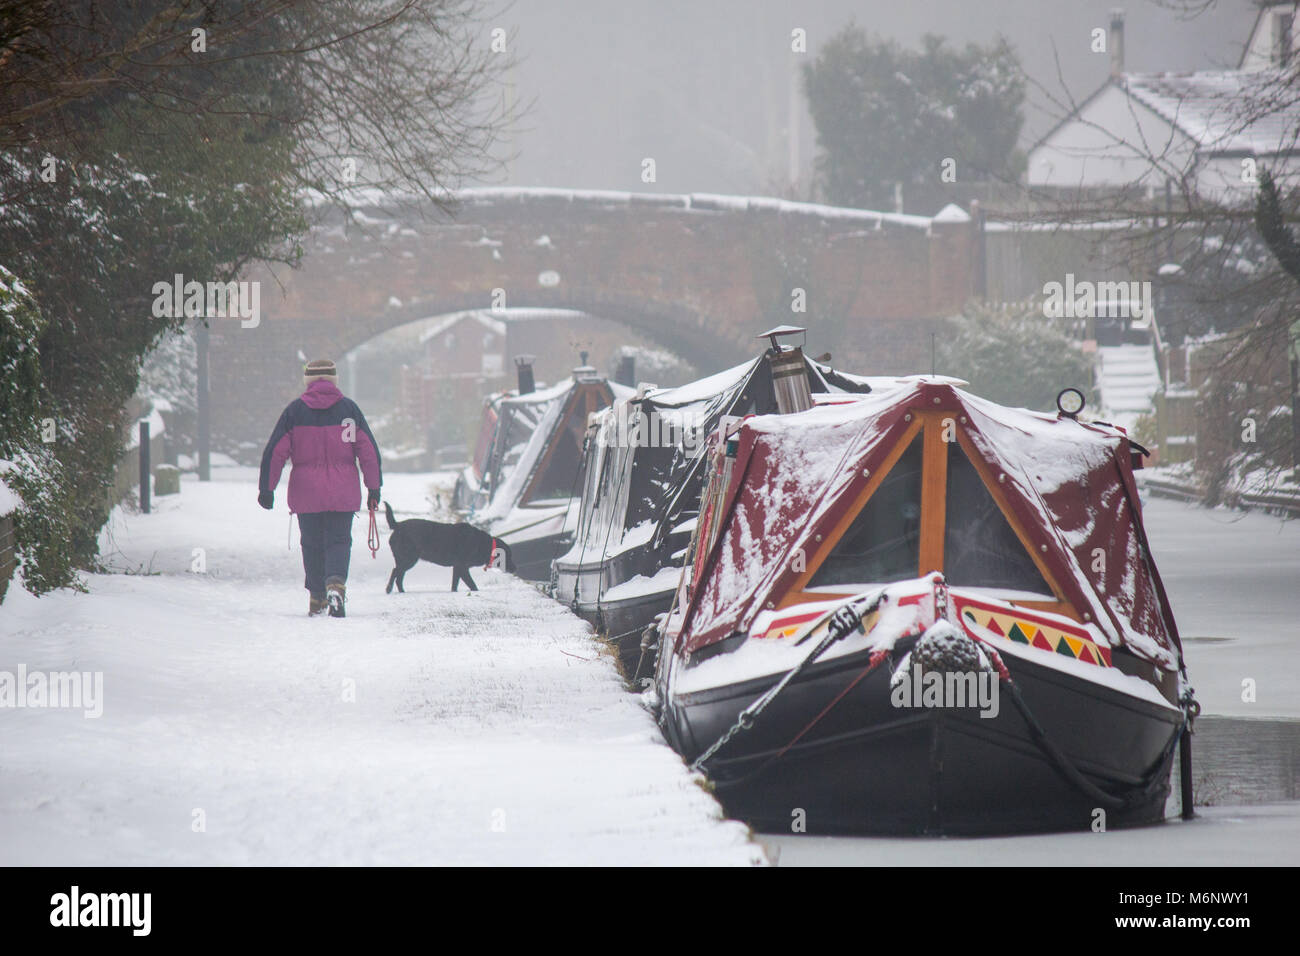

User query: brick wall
[0,514,14,604]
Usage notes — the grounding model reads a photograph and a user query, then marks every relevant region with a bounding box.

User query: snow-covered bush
[2,446,87,595]
[0,265,45,457]
[0,268,84,599]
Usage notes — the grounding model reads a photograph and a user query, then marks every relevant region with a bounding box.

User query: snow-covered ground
[3,470,1296,866]
[0,466,762,866]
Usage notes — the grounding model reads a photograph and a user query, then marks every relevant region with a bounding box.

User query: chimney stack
[1273,9,1293,67]
[514,355,535,395]
[1109,9,1126,79]
[615,354,636,387]
[758,326,813,415]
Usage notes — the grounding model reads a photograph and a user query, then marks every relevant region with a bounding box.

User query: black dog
[384,502,514,593]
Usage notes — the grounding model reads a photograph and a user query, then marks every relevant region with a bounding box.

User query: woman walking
[258,359,382,617]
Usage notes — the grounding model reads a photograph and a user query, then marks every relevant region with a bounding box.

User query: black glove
[367,488,381,511]
[258,490,274,510]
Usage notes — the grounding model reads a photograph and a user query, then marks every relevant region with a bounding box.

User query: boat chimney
[1109,8,1125,79]
[615,354,636,387]
[572,349,599,383]
[758,325,813,414]
[514,355,535,395]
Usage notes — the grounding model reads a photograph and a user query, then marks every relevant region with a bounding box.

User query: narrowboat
[466,361,631,580]
[652,361,1196,834]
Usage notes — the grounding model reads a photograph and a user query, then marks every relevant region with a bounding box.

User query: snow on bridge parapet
[324,185,951,233]
[450,187,944,232]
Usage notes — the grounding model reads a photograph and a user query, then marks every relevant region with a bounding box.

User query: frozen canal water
[762,495,1300,865]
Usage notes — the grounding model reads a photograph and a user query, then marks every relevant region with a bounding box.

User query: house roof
[1030,69,1300,160]
[1121,69,1300,155]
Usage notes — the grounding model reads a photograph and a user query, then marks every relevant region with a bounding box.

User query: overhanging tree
[0,0,509,594]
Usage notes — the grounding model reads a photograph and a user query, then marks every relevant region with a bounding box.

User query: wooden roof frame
[778,409,1080,621]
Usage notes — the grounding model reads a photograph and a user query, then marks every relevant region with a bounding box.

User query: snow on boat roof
[678,380,1182,670]
[643,358,756,407]
[643,357,883,409]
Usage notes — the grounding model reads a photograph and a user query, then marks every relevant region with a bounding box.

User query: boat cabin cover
[475,374,632,525]
[675,379,1184,673]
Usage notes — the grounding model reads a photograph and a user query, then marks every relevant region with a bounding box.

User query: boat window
[582,440,617,542]
[525,417,584,503]
[808,434,922,588]
[943,442,1053,595]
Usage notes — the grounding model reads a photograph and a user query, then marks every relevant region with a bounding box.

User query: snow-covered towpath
[0,467,762,865]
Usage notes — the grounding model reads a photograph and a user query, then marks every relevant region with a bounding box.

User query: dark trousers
[298,511,353,597]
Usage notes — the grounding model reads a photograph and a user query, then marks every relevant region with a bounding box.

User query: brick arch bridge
[210,188,979,449]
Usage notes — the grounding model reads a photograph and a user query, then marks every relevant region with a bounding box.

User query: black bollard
[1179,727,1194,820]
[139,420,150,514]
[196,322,211,482]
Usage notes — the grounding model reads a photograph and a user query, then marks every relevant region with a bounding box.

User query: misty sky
[484,0,1258,198]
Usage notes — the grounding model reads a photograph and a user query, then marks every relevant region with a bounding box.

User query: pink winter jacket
[258,381,382,513]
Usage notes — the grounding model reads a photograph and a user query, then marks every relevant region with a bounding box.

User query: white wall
[1028,84,1197,192]
[1239,4,1298,71]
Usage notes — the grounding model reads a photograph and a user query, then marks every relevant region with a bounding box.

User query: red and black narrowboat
[653,370,1196,834]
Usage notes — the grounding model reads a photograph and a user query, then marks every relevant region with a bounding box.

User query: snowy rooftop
[1121,70,1300,155]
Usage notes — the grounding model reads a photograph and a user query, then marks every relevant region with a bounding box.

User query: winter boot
[309,594,329,616]
[326,577,346,618]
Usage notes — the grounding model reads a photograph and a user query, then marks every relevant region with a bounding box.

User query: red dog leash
[367,501,380,559]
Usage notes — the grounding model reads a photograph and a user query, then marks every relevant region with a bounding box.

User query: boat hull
[500,531,569,582]
[554,563,673,675]
[661,641,1183,834]
[582,590,673,676]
